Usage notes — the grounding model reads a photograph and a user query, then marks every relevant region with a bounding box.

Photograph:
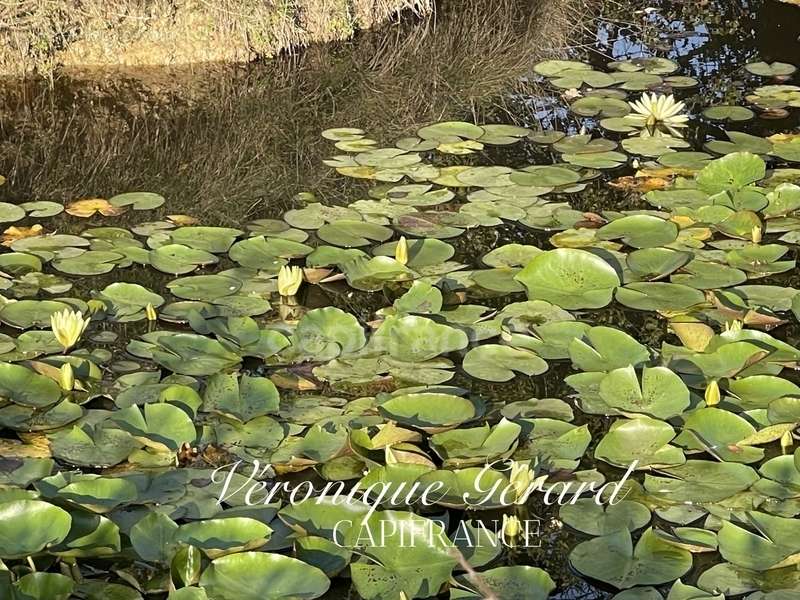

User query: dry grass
[0,0,593,224]
[0,0,432,74]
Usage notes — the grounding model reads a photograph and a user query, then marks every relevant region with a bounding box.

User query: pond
[1,0,800,598]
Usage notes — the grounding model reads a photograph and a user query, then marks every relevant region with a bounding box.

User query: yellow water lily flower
[59,362,74,392]
[395,236,409,265]
[781,430,794,454]
[277,265,303,297]
[509,460,535,504]
[87,299,106,315]
[502,514,521,546]
[705,379,721,407]
[145,303,157,321]
[627,93,689,128]
[751,225,762,244]
[50,308,90,351]
[723,320,743,336]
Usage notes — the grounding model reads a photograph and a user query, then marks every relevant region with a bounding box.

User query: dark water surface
[2,0,800,598]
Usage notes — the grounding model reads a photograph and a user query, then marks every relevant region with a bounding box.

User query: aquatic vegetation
[2,18,800,600]
[277,265,303,297]
[626,92,689,129]
[49,308,89,350]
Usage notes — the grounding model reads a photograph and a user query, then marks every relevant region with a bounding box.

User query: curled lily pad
[615,282,705,312]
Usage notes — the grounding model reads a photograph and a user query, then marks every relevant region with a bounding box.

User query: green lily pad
[450,566,555,600]
[599,365,689,419]
[570,528,692,589]
[379,392,482,431]
[703,106,755,122]
[109,192,165,210]
[199,552,330,600]
[595,417,685,468]
[560,498,651,535]
[515,249,620,309]
[462,344,547,382]
[0,362,62,407]
[745,61,797,77]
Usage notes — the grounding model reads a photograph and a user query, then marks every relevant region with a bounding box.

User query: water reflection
[0,0,573,226]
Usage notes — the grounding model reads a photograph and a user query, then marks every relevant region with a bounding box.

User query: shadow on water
[2,0,800,598]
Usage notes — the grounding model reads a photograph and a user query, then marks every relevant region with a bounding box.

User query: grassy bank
[0,0,588,224]
[0,0,431,74]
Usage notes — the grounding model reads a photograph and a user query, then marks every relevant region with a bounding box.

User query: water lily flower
[752,225,762,244]
[705,379,720,406]
[278,265,303,297]
[502,514,521,546]
[627,93,689,128]
[781,430,794,454]
[87,299,106,315]
[59,362,74,392]
[723,320,743,336]
[145,303,157,321]
[395,236,409,265]
[509,460,535,504]
[50,308,90,351]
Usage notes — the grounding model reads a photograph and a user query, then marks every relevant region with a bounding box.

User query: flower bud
[395,236,409,266]
[705,379,720,407]
[60,362,74,392]
[145,303,157,321]
[781,430,794,453]
[509,460,534,505]
[502,514,521,546]
[277,265,303,297]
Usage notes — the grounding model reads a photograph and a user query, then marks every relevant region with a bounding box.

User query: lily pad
[515,249,620,309]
